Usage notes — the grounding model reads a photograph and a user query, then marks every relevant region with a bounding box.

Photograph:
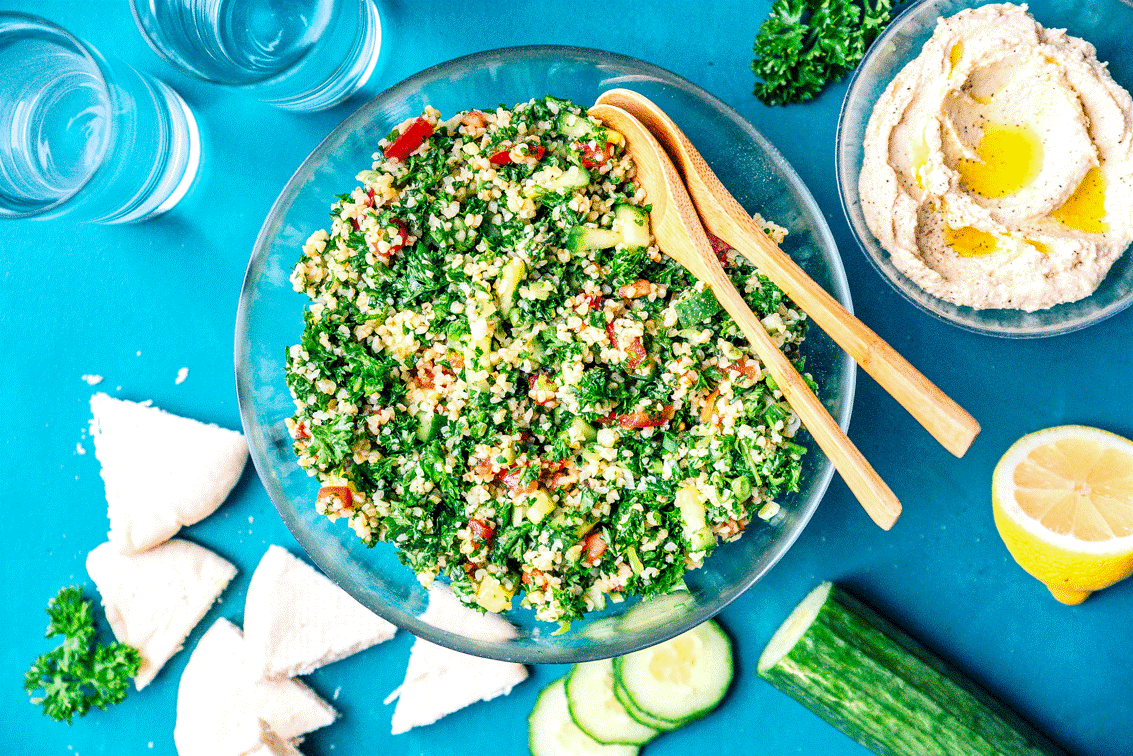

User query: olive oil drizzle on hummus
[858,3,1133,311]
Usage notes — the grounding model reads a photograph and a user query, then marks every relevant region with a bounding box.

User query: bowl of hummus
[837,0,1133,337]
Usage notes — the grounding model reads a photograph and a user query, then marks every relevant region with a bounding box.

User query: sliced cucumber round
[529,679,639,756]
[613,619,733,725]
[566,660,659,746]
[613,677,684,731]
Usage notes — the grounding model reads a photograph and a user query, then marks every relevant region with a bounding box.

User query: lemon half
[992,425,1133,604]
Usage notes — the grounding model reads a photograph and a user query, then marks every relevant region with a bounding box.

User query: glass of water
[0,13,200,223]
[130,0,382,112]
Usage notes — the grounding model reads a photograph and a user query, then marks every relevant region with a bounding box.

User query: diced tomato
[473,457,495,479]
[606,320,646,370]
[499,466,539,494]
[615,406,675,429]
[582,532,607,566]
[725,359,761,380]
[619,279,652,299]
[318,486,352,509]
[625,337,647,370]
[383,118,434,161]
[579,140,617,169]
[521,567,548,588]
[468,518,495,546]
[583,293,603,312]
[412,364,435,390]
[707,231,734,262]
[387,219,409,255]
[700,390,720,424]
[293,421,310,440]
[489,143,545,166]
[460,111,488,129]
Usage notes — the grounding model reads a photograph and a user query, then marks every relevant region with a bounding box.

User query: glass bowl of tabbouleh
[236,46,855,663]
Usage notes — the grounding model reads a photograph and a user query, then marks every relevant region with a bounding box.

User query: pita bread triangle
[386,584,528,734]
[174,618,336,756]
[230,719,305,756]
[86,538,237,690]
[243,545,397,679]
[90,393,248,553]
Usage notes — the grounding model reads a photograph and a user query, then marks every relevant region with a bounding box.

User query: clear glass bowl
[837,0,1133,338]
[236,46,855,663]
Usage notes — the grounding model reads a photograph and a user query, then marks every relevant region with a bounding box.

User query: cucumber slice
[415,409,443,442]
[758,582,1068,756]
[558,112,600,141]
[529,679,639,756]
[495,257,527,316]
[611,204,651,249]
[612,677,683,731]
[676,485,716,552]
[673,286,723,328]
[613,619,733,725]
[566,660,659,746]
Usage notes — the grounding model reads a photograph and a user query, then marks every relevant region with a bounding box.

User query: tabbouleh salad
[285,96,812,625]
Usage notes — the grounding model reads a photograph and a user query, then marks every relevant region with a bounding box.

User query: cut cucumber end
[757,581,832,674]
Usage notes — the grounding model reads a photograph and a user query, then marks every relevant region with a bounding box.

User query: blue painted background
[1,2,1130,755]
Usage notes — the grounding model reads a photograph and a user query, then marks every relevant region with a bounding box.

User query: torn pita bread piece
[86,538,237,690]
[90,392,248,553]
[174,618,336,756]
[222,719,305,756]
[386,583,527,735]
[243,545,397,679]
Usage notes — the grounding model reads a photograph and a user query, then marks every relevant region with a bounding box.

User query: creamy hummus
[859,3,1133,311]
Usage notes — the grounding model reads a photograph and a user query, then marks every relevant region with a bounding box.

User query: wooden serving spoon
[589,103,902,530]
[594,88,980,459]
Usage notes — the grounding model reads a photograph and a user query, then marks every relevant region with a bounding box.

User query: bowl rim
[236,43,856,662]
[835,0,1133,339]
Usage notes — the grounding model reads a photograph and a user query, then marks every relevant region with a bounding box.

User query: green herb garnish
[751,0,898,106]
[24,586,141,724]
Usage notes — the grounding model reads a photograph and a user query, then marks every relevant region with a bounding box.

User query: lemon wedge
[992,425,1133,604]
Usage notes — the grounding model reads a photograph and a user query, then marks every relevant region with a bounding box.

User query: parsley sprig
[752,0,898,106]
[24,586,141,724]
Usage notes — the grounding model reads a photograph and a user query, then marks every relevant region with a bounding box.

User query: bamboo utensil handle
[590,103,902,530]
[594,88,980,458]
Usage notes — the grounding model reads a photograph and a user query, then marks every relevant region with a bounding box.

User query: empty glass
[0,13,200,223]
[130,0,382,112]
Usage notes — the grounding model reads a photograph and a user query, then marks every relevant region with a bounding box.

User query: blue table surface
[3,2,1131,755]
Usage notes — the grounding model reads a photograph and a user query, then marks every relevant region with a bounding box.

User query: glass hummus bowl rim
[835,0,1133,338]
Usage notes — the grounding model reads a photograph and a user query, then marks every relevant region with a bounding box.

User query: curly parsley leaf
[752,0,897,106]
[25,586,141,724]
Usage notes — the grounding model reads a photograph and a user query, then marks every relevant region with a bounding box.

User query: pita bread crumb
[386,584,527,734]
[243,545,397,679]
[90,393,247,553]
[175,618,336,756]
[86,538,236,690]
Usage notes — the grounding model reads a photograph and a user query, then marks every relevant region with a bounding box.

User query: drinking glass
[130,0,382,112]
[0,13,200,223]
